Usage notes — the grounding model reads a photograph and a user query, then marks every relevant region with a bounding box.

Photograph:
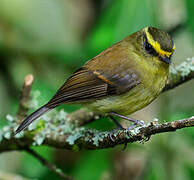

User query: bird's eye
[144,38,157,56]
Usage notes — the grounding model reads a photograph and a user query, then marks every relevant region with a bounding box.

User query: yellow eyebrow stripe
[145,27,175,57]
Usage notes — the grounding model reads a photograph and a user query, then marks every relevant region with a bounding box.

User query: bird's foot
[109,127,124,142]
[127,120,145,131]
[108,122,144,150]
[108,113,145,150]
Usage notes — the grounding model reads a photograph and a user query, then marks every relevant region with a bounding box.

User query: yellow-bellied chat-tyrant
[15,26,175,135]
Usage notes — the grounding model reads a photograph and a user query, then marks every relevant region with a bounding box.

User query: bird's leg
[108,112,145,150]
[108,115,128,150]
[108,112,145,127]
[109,115,124,129]
[108,115,125,142]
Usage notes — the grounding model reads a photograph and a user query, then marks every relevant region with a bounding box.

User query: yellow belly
[84,73,167,116]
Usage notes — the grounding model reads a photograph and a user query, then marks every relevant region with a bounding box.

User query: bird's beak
[160,56,171,64]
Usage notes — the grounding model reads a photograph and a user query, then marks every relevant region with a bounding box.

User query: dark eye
[144,38,157,56]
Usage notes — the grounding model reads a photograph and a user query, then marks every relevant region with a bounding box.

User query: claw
[109,133,115,142]
[137,120,145,126]
[109,128,129,151]
[108,113,145,149]
[109,127,124,142]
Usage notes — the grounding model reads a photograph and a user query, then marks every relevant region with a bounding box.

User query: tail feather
[15,105,50,135]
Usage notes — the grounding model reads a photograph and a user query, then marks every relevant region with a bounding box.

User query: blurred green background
[0,0,194,179]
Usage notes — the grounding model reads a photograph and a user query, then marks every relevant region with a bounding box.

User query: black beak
[161,56,171,64]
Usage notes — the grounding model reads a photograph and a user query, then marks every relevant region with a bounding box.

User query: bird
[15,26,175,135]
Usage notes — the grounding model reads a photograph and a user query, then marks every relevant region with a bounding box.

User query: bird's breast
[84,64,168,116]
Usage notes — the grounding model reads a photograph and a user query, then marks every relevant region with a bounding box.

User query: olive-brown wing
[47,67,107,107]
[47,66,140,108]
[47,39,141,107]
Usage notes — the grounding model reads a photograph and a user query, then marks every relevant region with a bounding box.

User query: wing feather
[46,42,141,108]
[47,68,108,107]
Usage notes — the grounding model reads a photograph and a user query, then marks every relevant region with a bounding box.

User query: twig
[25,148,74,180]
[0,58,194,152]
[1,116,194,151]
[17,74,34,123]
[164,59,194,91]
[67,109,101,127]
[41,116,194,150]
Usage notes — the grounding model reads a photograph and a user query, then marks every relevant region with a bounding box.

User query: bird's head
[133,26,175,64]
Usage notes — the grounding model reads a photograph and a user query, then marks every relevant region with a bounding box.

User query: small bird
[15,26,175,134]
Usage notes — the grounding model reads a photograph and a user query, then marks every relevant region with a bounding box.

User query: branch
[67,109,101,127]
[17,74,34,123]
[14,74,75,180]
[0,58,194,152]
[164,58,194,91]
[1,116,194,151]
[25,148,74,180]
[29,116,194,149]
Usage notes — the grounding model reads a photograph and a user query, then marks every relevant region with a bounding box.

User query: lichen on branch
[0,57,194,152]
[164,57,194,91]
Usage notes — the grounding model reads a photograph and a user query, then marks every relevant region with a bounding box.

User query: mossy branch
[164,58,194,91]
[5,74,75,180]
[1,116,194,151]
[0,57,194,167]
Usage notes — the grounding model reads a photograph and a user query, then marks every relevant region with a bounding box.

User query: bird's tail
[15,105,51,135]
